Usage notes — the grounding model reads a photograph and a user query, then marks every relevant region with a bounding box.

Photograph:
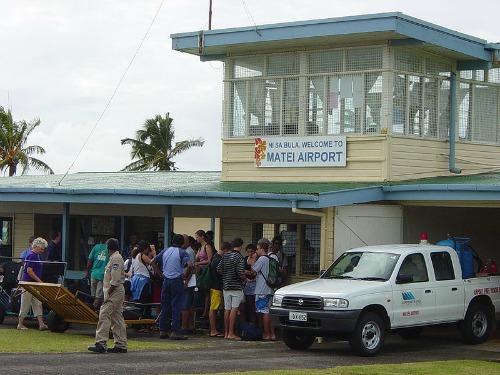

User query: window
[225,47,500,145]
[398,253,429,283]
[431,251,455,281]
[224,47,386,139]
[252,222,321,277]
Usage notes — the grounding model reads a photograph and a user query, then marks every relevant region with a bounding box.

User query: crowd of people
[113,230,287,342]
[10,229,288,353]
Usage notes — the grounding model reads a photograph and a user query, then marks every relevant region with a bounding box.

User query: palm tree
[120,112,204,171]
[0,106,53,176]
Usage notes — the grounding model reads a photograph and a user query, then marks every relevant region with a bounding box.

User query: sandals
[209,333,224,338]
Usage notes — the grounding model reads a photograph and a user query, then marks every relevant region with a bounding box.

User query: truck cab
[270,244,499,356]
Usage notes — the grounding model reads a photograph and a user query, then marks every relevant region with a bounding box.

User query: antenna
[208,0,213,30]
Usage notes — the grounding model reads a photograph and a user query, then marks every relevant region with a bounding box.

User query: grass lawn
[1,327,498,375]
[0,328,206,353]
[186,361,500,375]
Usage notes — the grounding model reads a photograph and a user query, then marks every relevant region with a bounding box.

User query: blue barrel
[436,237,473,278]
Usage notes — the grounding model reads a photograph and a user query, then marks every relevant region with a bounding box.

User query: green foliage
[0,106,53,176]
[121,112,204,171]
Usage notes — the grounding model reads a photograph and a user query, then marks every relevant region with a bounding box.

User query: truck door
[392,253,435,326]
[430,251,464,321]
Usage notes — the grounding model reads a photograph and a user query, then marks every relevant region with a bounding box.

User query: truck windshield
[321,252,400,281]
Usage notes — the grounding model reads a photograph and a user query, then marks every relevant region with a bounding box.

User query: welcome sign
[255,136,346,167]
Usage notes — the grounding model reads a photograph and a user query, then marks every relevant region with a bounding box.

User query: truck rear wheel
[460,303,493,344]
[349,312,386,356]
[46,310,70,333]
[282,329,316,350]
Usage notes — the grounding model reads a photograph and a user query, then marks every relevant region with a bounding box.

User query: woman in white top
[130,240,153,325]
[132,241,152,278]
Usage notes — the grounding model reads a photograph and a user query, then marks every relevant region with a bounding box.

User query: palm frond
[0,107,52,176]
[121,112,203,171]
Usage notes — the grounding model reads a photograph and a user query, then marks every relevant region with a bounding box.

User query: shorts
[182,286,195,309]
[90,278,104,299]
[210,289,222,311]
[223,289,244,310]
[153,284,161,304]
[255,294,272,314]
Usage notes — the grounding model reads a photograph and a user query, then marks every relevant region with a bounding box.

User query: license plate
[289,311,307,321]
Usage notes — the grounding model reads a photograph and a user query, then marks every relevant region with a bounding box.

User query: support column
[62,203,69,263]
[164,205,173,247]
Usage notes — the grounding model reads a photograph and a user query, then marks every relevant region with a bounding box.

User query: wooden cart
[19,281,156,332]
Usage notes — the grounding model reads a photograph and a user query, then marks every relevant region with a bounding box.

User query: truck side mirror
[396,274,413,284]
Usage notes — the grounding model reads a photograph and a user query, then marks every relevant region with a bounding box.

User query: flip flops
[209,333,224,338]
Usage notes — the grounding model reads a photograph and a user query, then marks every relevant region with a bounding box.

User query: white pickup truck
[270,244,500,356]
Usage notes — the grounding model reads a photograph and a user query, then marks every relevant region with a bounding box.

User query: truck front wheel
[282,329,316,350]
[460,303,493,344]
[349,312,386,356]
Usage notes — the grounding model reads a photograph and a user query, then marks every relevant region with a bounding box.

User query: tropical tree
[120,112,204,171]
[0,106,53,176]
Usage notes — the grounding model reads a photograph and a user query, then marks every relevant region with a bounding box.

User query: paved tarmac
[0,315,499,375]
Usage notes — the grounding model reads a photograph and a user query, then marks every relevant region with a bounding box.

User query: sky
[1,0,499,175]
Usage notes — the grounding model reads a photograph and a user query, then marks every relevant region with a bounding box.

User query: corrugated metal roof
[1,171,500,209]
[0,171,375,194]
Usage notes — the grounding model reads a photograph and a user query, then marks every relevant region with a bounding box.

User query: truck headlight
[323,298,349,309]
[272,295,284,307]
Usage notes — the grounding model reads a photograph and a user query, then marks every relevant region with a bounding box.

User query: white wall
[334,205,403,259]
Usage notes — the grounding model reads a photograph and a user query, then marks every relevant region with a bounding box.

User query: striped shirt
[217,250,245,290]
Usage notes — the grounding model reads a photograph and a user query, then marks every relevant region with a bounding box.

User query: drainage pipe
[449,71,462,174]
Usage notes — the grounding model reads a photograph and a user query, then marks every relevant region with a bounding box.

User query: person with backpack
[250,241,276,340]
[270,236,288,286]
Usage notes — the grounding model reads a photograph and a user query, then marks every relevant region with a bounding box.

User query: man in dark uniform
[88,238,127,353]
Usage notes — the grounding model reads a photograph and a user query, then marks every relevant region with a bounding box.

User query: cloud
[1,0,499,174]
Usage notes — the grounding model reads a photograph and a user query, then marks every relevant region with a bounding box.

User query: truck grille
[282,296,323,310]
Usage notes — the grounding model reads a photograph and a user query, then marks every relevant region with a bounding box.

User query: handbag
[197,264,212,291]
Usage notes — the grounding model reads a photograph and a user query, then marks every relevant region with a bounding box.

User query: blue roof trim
[317,186,386,207]
[381,184,500,202]
[0,186,318,208]
[393,17,490,61]
[171,12,496,64]
[457,60,492,71]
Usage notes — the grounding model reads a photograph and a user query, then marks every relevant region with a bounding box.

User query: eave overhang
[171,12,499,68]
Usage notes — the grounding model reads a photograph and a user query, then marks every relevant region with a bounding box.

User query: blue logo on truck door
[402,291,416,301]
[401,291,422,306]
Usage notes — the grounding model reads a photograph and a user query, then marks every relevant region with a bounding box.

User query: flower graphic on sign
[254,138,266,166]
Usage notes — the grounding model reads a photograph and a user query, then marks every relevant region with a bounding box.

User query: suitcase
[9,287,21,314]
